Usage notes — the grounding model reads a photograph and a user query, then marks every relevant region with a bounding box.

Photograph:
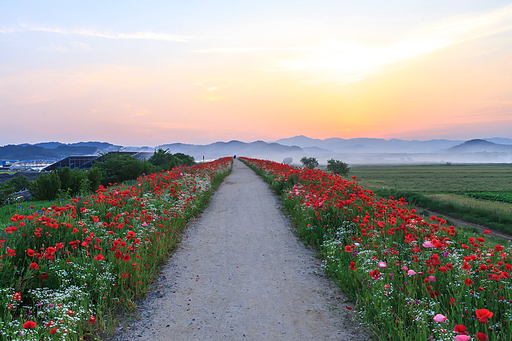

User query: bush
[148,149,194,171]
[174,152,195,166]
[326,159,350,176]
[94,153,156,185]
[29,171,61,200]
[87,167,102,191]
[53,167,92,197]
[300,157,318,169]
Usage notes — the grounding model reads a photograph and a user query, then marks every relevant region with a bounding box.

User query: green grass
[0,199,56,225]
[351,164,512,194]
[466,191,512,204]
[427,193,512,216]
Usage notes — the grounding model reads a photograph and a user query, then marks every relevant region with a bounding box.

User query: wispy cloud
[1,22,189,42]
[288,4,512,84]
[39,41,94,53]
[192,4,512,86]
[192,47,310,53]
[415,4,512,45]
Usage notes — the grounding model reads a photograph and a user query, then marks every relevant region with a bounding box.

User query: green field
[349,164,512,233]
[350,164,512,194]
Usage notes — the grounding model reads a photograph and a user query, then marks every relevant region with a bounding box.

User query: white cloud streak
[1,22,189,42]
[190,4,512,86]
[192,47,311,53]
[39,42,94,53]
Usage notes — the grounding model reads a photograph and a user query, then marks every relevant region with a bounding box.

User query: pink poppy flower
[455,336,471,341]
[433,314,447,323]
[423,241,434,248]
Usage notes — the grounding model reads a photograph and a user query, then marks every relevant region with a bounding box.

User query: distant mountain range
[274,136,512,153]
[446,139,512,153]
[2,137,512,165]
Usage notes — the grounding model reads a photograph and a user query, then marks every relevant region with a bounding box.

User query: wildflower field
[241,157,512,341]
[0,158,232,340]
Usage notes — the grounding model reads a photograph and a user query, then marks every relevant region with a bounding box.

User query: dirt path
[414,206,512,242]
[113,159,369,340]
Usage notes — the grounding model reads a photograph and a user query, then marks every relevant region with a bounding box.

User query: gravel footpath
[113,159,370,340]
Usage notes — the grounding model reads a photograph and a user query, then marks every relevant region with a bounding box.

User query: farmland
[349,164,512,234]
[350,164,512,194]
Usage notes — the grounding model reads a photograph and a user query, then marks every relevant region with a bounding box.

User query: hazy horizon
[2,1,512,146]
[5,135,512,149]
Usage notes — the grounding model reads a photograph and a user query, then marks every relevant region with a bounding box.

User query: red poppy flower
[476,332,488,341]
[476,309,493,323]
[23,320,37,329]
[453,324,467,335]
[369,269,381,280]
[464,278,473,286]
[94,254,105,261]
[123,254,130,262]
[30,262,39,270]
[88,315,96,324]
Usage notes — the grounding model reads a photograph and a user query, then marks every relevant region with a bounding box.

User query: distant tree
[326,159,350,176]
[94,153,155,185]
[148,149,194,170]
[87,167,102,191]
[141,160,156,175]
[54,167,90,197]
[283,157,293,165]
[148,149,179,170]
[300,157,318,169]
[68,168,88,195]
[29,171,61,200]
[174,153,195,166]
[55,167,72,192]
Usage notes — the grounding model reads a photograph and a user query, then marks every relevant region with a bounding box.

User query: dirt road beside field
[114,159,369,341]
[414,206,512,242]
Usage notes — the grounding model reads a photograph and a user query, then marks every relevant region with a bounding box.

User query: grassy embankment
[350,164,512,234]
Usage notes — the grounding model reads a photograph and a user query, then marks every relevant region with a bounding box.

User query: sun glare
[275,38,448,85]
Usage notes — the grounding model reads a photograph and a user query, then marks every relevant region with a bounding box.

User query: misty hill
[275,136,467,153]
[158,140,304,161]
[447,139,512,153]
[0,144,99,160]
[30,141,122,151]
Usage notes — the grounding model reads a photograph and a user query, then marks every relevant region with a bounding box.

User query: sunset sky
[1,1,512,146]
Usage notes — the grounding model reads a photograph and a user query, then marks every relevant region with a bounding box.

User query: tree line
[299,157,350,176]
